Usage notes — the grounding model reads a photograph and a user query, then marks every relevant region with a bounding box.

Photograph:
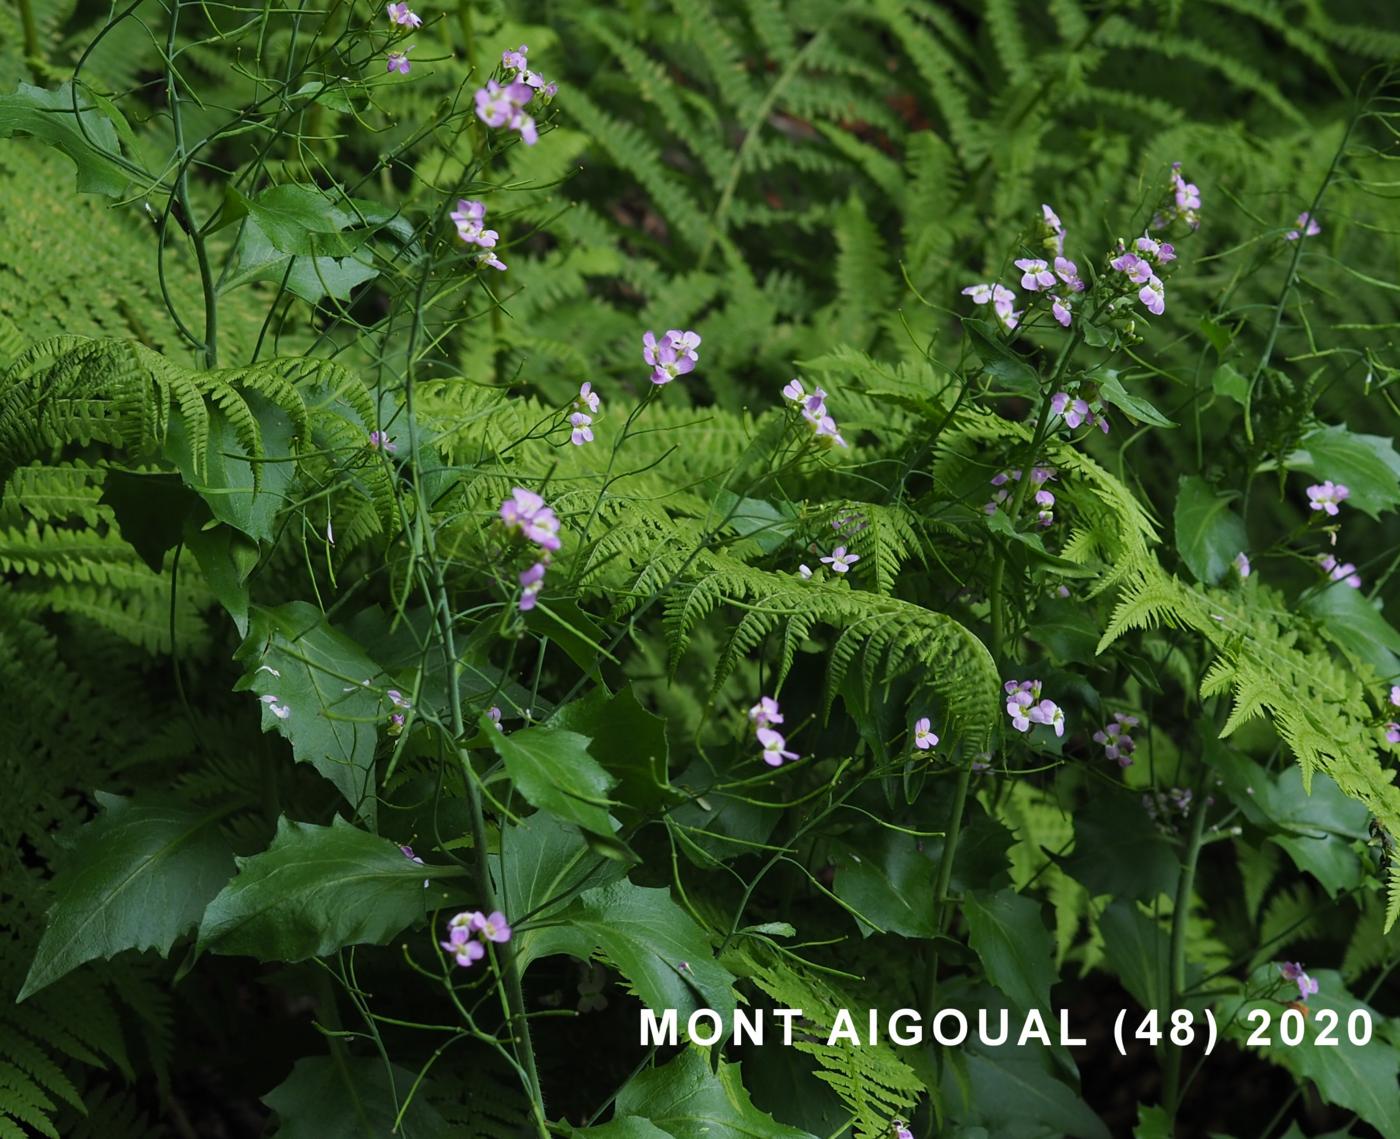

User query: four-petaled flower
[1053,256,1085,292]
[1050,391,1092,429]
[576,382,600,414]
[452,199,500,251]
[1093,712,1140,767]
[386,2,421,27]
[962,282,1020,330]
[1318,554,1361,589]
[749,696,783,729]
[475,79,539,145]
[386,49,411,75]
[758,727,799,767]
[1387,722,1400,744]
[500,487,562,551]
[1014,258,1056,291]
[782,378,805,403]
[1285,212,1321,241]
[1005,679,1064,736]
[1050,295,1072,327]
[569,411,594,446]
[913,717,939,751]
[1278,961,1318,1001]
[441,909,513,969]
[642,329,699,385]
[472,910,513,942]
[1306,481,1349,516]
[821,546,859,573]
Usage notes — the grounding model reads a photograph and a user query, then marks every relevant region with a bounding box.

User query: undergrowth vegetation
[2,1,1400,1136]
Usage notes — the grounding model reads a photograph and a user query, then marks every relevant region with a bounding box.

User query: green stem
[166,0,218,367]
[1162,792,1209,1119]
[16,0,43,81]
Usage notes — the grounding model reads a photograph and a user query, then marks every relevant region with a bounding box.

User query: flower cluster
[962,204,1084,332]
[1109,234,1176,317]
[450,199,506,271]
[1152,162,1202,231]
[642,329,701,385]
[1093,712,1139,767]
[1004,679,1064,737]
[440,909,512,969]
[749,696,798,767]
[912,716,939,751]
[570,382,600,445]
[1143,787,1193,831]
[985,467,1057,526]
[475,45,555,147]
[386,2,420,27]
[500,488,561,612]
[782,379,847,447]
[1278,961,1319,1001]
[1318,553,1361,589]
[1306,480,1349,516]
[1285,212,1321,241]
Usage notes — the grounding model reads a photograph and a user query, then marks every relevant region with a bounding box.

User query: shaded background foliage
[2,0,1400,1137]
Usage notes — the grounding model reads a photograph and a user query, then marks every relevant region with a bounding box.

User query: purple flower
[1139,279,1165,316]
[667,329,701,362]
[387,689,412,709]
[471,910,513,943]
[452,199,499,250]
[1053,256,1085,292]
[1285,212,1321,241]
[569,411,594,446]
[1318,554,1361,589]
[807,412,847,448]
[782,378,805,402]
[749,696,784,729]
[757,727,798,767]
[518,562,546,611]
[1306,481,1349,516]
[441,912,486,967]
[1388,722,1400,744]
[895,1127,914,1139]
[475,79,538,145]
[1134,235,1161,258]
[500,487,562,552]
[1028,699,1065,737]
[487,706,503,731]
[400,844,424,864]
[1014,258,1056,291]
[386,49,411,75]
[642,330,697,385]
[576,382,600,414]
[1390,685,1400,707]
[962,282,1019,329]
[1278,961,1318,1001]
[386,1,421,26]
[1093,712,1140,767]
[1050,295,1072,327]
[1050,391,1091,429]
[477,251,507,272]
[368,430,398,454]
[913,717,939,750]
[1234,551,1251,578]
[259,693,291,720]
[797,564,813,579]
[821,546,859,573]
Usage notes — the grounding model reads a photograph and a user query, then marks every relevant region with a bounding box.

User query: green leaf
[1097,374,1176,428]
[950,1046,1109,1139]
[184,517,260,636]
[963,889,1054,1013]
[1211,362,1249,405]
[1217,969,1400,1137]
[713,490,797,554]
[1285,424,1400,519]
[490,725,620,842]
[236,602,386,824]
[1173,476,1248,585]
[99,471,195,572]
[546,687,676,815]
[198,817,454,961]
[1133,1103,1173,1139]
[263,1056,450,1139]
[0,82,132,196]
[1099,900,1168,1013]
[986,509,1098,577]
[581,1049,815,1138]
[832,832,937,937]
[1055,794,1178,902]
[1302,581,1400,678]
[546,881,738,1025]
[964,318,1039,395]
[19,794,234,1000]
[235,185,357,254]
[493,812,625,969]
